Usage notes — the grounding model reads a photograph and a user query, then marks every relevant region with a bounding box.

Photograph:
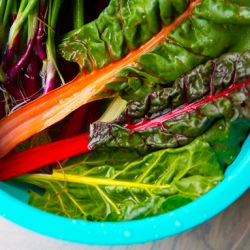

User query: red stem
[125,79,250,131]
[0,132,90,181]
[58,105,88,140]
[1,78,249,181]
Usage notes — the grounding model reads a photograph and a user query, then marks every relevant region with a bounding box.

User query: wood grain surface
[0,189,249,250]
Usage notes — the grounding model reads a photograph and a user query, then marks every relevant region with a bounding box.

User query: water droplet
[169,212,175,216]
[150,217,155,222]
[72,219,77,224]
[174,220,181,227]
[124,230,131,237]
[154,234,159,239]
[184,209,189,213]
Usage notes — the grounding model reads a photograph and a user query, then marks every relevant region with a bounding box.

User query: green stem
[27,4,38,43]
[0,0,7,24]
[0,0,14,58]
[0,66,5,82]
[17,0,29,15]
[47,0,65,83]
[1,0,14,32]
[2,0,14,27]
[73,0,84,29]
[8,0,39,48]
[49,0,62,29]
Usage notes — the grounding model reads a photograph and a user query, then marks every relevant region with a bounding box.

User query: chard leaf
[193,0,250,24]
[58,0,250,101]
[17,139,223,221]
[89,51,250,156]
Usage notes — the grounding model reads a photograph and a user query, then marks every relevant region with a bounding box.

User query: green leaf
[17,139,223,221]
[193,0,250,24]
[58,0,250,101]
[59,0,189,64]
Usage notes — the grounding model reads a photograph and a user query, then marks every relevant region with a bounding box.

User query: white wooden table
[0,189,249,250]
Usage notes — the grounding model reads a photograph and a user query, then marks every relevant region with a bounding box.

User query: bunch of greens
[0,0,250,221]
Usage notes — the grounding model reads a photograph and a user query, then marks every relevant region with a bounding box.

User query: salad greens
[59,0,250,101]
[89,51,250,155]
[17,139,223,221]
[0,0,250,221]
[16,51,250,221]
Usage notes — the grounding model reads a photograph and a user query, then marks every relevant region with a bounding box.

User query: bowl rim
[0,134,250,246]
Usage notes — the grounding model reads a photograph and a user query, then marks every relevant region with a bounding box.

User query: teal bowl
[0,134,250,245]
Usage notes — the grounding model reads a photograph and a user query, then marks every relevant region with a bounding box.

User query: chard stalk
[0,0,15,64]
[7,15,38,80]
[0,66,4,82]
[73,0,84,29]
[0,0,6,24]
[3,0,38,71]
[96,96,127,123]
[43,0,64,93]
[7,0,38,49]
[36,0,47,61]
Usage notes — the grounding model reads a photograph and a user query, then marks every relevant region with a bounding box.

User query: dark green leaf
[89,51,250,154]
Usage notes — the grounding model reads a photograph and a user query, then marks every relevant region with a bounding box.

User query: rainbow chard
[0,0,250,221]
[16,139,224,221]
[3,50,249,221]
[1,0,250,158]
[89,51,250,163]
[59,0,250,101]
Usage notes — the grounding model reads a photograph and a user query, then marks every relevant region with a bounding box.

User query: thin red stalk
[58,105,88,140]
[125,79,250,131]
[36,21,47,60]
[36,0,47,61]
[3,76,25,100]
[0,132,90,181]
[7,25,38,80]
[0,0,204,158]
[1,78,249,181]
[21,52,41,98]
[2,14,19,71]
[58,100,104,140]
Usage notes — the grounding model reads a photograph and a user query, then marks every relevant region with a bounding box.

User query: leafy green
[17,139,223,221]
[89,51,250,155]
[59,0,189,64]
[12,1,250,222]
[58,0,250,101]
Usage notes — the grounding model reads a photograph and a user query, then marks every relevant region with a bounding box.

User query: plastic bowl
[0,134,250,246]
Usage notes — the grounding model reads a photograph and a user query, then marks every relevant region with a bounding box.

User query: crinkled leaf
[13,0,250,223]
[17,139,223,221]
[193,0,250,24]
[89,51,250,156]
[59,0,189,64]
